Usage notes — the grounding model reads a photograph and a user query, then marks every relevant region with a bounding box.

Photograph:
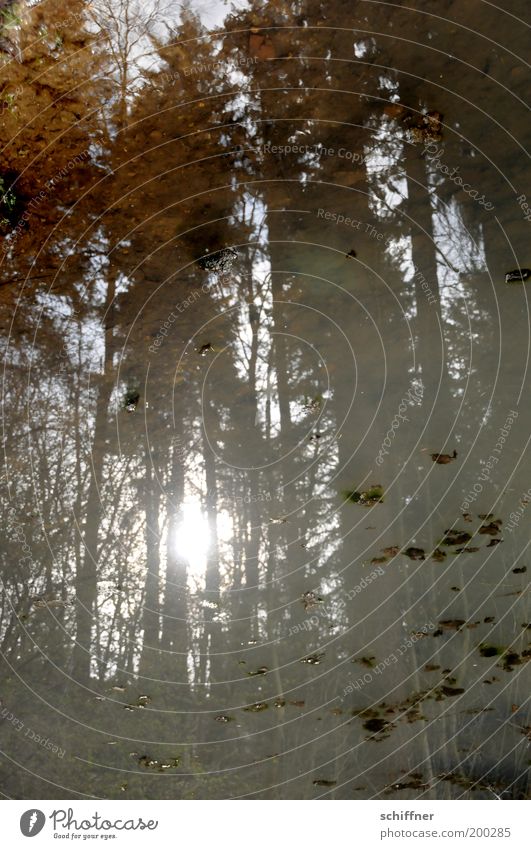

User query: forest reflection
[0,0,529,800]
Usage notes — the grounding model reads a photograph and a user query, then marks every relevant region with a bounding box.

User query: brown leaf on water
[439,619,466,630]
[431,450,457,464]
[403,547,425,560]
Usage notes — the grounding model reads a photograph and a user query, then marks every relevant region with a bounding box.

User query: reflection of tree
[0,0,529,802]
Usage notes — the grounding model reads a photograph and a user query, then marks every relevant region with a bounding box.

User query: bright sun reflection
[174,501,211,575]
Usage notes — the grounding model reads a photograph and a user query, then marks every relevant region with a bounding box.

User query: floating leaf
[138,755,179,772]
[505,268,531,283]
[431,450,457,464]
[479,645,503,657]
[343,485,384,506]
[243,702,268,712]
[301,652,325,665]
[441,529,472,546]
[439,686,465,697]
[313,779,337,787]
[363,717,388,733]
[353,656,376,668]
[403,547,425,561]
[439,619,465,630]
[479,521,502,536]
[247,667,268,677]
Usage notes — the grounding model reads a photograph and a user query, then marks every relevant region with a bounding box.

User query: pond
[0,0,529,800]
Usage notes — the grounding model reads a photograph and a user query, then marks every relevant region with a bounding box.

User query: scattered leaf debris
[439,619,466,630]
[479,520,502,536]
[137,755,180,772]
[441,529,472,546]
[247,666,268,676]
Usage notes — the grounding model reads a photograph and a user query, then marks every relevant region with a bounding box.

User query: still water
[0,0,530,799]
